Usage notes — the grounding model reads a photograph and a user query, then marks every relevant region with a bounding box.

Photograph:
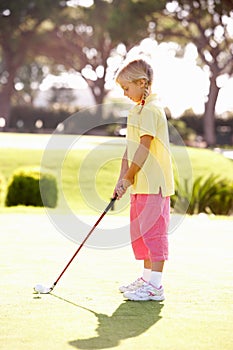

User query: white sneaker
[123,282,165,301]
[119,277,145,293]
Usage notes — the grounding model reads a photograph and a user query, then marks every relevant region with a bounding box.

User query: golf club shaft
[52,196,117,288]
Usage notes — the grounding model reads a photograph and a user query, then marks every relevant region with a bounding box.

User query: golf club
[34,196,117,294]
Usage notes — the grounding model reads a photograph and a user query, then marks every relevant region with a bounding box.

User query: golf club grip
[104,195,117,213]
[53,196,117,286]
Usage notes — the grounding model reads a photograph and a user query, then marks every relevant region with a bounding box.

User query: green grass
[171,145,233,181]
[184,146,233,179]
[1,134,232,349]
[0,213,232,350]
[0,134,232,214]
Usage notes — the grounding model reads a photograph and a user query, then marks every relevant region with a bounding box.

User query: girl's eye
[121,86,128,92]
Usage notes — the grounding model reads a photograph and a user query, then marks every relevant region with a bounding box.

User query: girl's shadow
[66,297,164,349]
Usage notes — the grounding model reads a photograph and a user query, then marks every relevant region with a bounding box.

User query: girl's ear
[138,79,146,88]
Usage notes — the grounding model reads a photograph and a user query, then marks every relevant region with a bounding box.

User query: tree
[150,0,233,146]
[33,0,165,103]
[0,0,163,127]
[2,0,232,145]
[0,0,156,126]
[0,0,74,127]
[13,62,47,105]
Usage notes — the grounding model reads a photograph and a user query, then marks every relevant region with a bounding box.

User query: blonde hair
[115,59,154,113]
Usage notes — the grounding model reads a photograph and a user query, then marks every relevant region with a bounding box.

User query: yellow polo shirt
[126,94,174,196]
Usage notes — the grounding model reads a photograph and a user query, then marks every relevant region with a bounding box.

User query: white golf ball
[34,284,44,293]
[34,283,52,294]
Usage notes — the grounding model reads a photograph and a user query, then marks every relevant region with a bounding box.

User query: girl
[114,59,174,301]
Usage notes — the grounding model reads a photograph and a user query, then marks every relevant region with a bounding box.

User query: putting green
[1,213,232,350]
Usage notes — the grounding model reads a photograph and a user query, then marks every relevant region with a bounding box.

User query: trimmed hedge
[5,167,58,208]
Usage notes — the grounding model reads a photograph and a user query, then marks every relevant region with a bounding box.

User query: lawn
[0,133,232,349]
[0,133,232,215]
[0,213,232,350]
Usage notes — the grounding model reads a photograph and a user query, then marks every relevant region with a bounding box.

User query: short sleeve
[139,105,158,138]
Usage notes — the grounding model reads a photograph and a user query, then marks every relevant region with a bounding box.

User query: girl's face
[118,78,145,103]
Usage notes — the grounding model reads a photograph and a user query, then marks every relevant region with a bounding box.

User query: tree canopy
[0,0,158,124]
[0,0,233,145]
[0,0,70,124]
[151,0,233,145]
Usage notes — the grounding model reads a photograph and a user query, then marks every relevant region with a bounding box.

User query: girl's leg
[150,261,164,287]
[144,259,151,269]
[144,260,164,287]
[151,260,164,272]
[143,259,152,282]
[142,196,170,288]
[131,195,169,286]
[142,196,170,264]
[130,195,149,261]
[144,260,164,271]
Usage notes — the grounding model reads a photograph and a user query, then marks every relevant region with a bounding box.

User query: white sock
[142,268,151,282]
[150,271,162,288]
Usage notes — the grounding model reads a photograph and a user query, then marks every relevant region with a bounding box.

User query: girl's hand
[114,178,132,199]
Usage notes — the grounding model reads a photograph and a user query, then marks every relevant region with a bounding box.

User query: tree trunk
[203,76,220,147]
[0,73,15,128]
[0,45,20,128]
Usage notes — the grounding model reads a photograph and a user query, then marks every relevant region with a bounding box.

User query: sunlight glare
[67,0,93,7]
[39,72,87,91]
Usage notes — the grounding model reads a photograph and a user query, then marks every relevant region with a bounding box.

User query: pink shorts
[130,193,170,262]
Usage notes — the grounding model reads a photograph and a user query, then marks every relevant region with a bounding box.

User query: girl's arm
[118,148,129,180]
[116,135,153,198]
[113,148,129,198]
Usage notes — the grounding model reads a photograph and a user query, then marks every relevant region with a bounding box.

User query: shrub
[0,172,5,205]
[208,179,233,215]
[171,174,233,215]
[168,119,196,144]
[5,167,58,208]
[8,105,71,131]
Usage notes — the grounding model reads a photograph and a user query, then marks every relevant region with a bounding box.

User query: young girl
[113,58,174,301]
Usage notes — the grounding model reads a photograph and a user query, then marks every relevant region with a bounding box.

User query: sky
[38,38,233,118]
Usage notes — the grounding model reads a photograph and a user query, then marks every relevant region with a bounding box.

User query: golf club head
[34,284,53,294]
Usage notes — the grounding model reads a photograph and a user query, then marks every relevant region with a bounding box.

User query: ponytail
[139,79,150,114]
